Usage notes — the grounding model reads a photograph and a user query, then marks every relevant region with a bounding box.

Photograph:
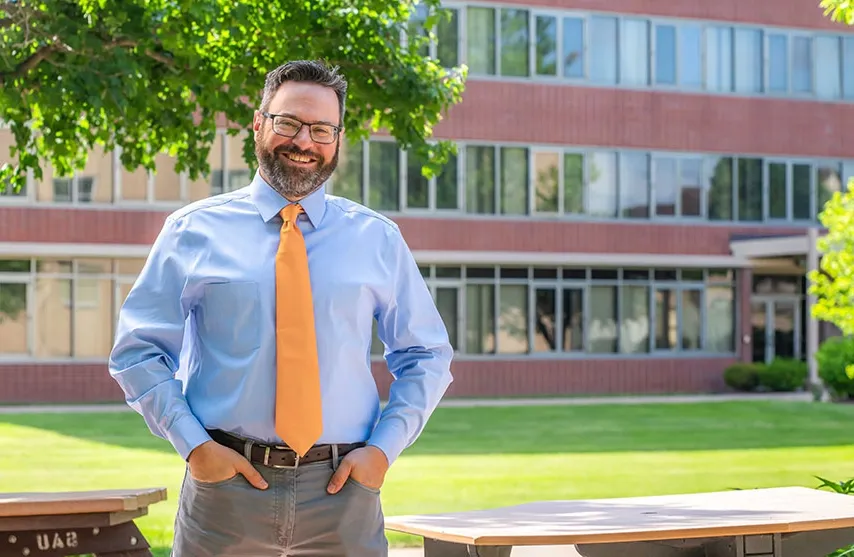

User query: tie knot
[281,203,303,223]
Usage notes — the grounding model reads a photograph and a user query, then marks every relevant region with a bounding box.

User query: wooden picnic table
[385,486,854,556]
[0,487,166,557]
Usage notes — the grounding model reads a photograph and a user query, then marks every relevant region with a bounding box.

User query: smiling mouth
[282,152,316,164]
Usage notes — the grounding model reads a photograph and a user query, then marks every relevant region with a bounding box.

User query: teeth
[286,153,312,163]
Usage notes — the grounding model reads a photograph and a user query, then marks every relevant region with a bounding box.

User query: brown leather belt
[208,429,365,469]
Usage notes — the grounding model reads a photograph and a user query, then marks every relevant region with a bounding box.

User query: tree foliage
[809,189,854,335]
[820,0,854,24]
[0,0,467,193]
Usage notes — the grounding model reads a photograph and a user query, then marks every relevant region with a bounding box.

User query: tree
[820,0,854,24]
[809,0,854,336]
[0,0,467,194]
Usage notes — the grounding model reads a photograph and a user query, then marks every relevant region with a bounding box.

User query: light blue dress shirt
[109,172,454,464]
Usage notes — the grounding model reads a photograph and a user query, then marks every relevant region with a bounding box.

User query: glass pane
[562,288,584,352]
[0,283,28,354]
[793,163,812,220]
[792,36,813,93]
[407,152,429,209]
[588,152,617,217]
[533,288,556,352]
[466,146,495,214]
[737,157,763,221]
[655,288,677,350]
[653,158,677,216]
[706,156,733,221]
[705,26,733,92]
[620,285,649,354]
[843,37,854,99]
[679,24,703,88]
[436,287,459,351]
[368,141,399,211]
[500,9,529,77]
[498,284,528,354]
[534,151,559,212]
[589,285,617,353]
[768,34,789,93]
[466,284,495,353]
[436,154,458,210]
[768,162,787,219]
[620,152,649,218]
[467,7,496,75]
[681,290,702,350]
[74,277,113,358]
[536,15,557,76]
[680,158,703,217]
[35,276,72,357]
[620,19,649,86]
[734,28,762,93]
[773,301,796,360]
[437,8,459,68]
[501,147,528,214]
[0,260,31,273]
[706,285,734,352]
[816,162,842,218]
[589,16,618,84]
[333,139,362,202]
[815,36,841,99]
[751,300,767,363]
[564,153,584,214]
[655,24,676,85]
[563,17,584,78]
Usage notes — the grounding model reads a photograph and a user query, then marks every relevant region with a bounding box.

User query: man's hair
[259,60,348,125]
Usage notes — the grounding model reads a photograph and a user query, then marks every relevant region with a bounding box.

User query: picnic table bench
[0,487,166,557]
[385,486,854,556]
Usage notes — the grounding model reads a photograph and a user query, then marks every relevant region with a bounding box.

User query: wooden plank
[0,488,167,518]
[0,509,147,532]
[385,487,854,547]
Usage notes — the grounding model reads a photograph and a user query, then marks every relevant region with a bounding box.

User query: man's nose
[292,125,314,150]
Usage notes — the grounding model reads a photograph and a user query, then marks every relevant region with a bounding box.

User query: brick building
[2,0,853,403]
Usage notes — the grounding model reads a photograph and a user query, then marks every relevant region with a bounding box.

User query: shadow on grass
[2,400,854,456]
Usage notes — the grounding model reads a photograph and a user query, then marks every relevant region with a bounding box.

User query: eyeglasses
[261,111,342,145]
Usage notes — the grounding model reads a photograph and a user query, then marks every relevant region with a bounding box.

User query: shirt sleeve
[367,226,454,465]
[108,215,211,461]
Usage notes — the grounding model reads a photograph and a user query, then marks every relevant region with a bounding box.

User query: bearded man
[108,60,454,557]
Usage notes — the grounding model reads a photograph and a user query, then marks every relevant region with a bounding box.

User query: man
[108,60,454,556]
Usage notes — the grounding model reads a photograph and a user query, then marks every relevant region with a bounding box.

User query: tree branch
[0,37,66,87]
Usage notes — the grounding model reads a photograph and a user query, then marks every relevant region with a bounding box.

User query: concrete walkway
[391,546,582,556]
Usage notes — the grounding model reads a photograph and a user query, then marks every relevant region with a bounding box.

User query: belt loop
[243,439,254,461]
[331,444,339,471]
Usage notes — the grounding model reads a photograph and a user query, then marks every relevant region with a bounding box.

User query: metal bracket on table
[423,538,512,557]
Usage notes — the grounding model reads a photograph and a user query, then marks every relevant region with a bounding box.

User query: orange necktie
[274,203,323,457]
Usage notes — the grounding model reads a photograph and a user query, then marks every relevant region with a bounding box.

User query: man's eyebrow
[277,112,338,127]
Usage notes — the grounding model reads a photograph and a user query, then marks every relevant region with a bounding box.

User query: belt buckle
[263,446,300,469]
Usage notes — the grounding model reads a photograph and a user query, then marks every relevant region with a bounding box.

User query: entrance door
[751,297,802,364]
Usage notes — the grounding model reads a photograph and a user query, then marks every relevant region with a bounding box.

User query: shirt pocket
[199,281,261,356]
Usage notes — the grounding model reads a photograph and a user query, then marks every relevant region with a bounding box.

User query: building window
[402,266,738,357]
[467,7,496,75]
[52,176,94,203]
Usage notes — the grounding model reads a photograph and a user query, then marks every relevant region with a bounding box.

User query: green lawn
[2,400,854,555]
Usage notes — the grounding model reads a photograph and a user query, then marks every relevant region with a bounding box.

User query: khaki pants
[172,456,388,557]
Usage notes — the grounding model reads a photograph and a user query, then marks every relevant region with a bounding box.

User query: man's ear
[252,110,263,132]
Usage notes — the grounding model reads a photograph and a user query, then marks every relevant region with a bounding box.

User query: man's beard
[256,139,338,200]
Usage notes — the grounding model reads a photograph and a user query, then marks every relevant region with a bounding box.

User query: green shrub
[757,357,808,392]
[816,336,854,400]
[724,363,762,392]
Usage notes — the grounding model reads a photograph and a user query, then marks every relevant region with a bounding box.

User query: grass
[2,400,854,555]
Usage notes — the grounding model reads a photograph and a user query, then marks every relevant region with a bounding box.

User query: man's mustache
[275,146,320,160]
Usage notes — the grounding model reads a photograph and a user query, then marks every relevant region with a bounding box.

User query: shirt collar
[250,171,327,228]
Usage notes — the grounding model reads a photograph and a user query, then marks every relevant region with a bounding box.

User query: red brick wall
[485,0,846,31]
[0,206,809,257]
[434,81,854,159]
[1,358,734,404]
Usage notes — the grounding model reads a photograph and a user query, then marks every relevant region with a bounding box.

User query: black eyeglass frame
[260,111,343,144]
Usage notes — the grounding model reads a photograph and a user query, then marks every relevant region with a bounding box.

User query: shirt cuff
[166,413,213,461]
[367,419,408,466]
